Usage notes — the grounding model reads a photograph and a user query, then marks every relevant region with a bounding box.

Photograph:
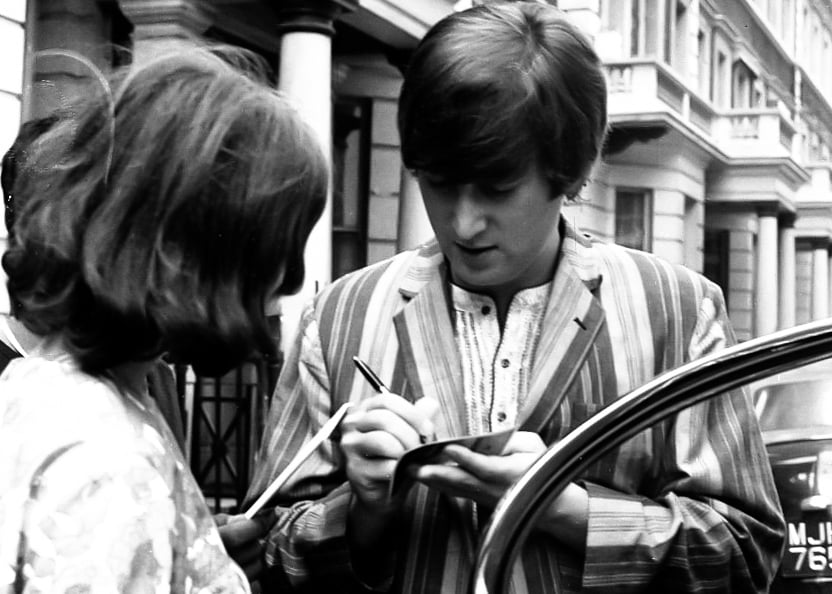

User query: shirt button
[481,305,491,315]
[496,411,507,422]
[501,358,510,368]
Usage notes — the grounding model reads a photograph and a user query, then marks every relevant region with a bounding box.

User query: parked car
[471,319,832,594]
[752,360,832,594]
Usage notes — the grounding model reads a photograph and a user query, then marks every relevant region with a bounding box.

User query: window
[615,189,653,251]
[704,229,731,308]
[671,0,688,68]
[697,28,710,96]
[731,60,757,108]
[630,0,641,55]
[781,0,793,49]
[711,47,729,107]
[809,131,822,162]
[664,0,674,63]
[766,0,778,26]
[600,0,629,55]
[0,1,26,165]
[0,0,26,317]
[683,195,701,271]
[332,97,371,280]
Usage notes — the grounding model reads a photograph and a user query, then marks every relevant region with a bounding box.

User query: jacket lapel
[519,224,606,433]
[394,244,467,438]
[391,223,608,438]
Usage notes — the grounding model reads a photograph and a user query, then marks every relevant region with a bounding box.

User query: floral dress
[0,346,250,593]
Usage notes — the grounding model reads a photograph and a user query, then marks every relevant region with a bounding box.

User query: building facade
[2,0,832,346]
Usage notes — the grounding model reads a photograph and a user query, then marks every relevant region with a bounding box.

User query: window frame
[614,187,654,252]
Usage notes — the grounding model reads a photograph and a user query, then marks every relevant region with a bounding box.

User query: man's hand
[216,510,276,582]
[339,395,439,587]
[412,430,546,508]
[339,394,439,511]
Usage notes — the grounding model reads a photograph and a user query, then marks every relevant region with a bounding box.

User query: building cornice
[721,156,811,189]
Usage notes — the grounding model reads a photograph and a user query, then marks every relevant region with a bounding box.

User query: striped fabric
[246,220,785,593]
[451,282,550,434]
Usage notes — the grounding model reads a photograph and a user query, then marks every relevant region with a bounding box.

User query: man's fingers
[354,394,437,441]
[414,463,488,501]
[341,429,408,461]
[441,445,499,479]
[441,444,544,483]
[502,431,546,454]
[345,408,424,451]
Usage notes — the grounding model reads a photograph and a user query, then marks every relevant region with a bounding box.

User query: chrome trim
[472,318,832,593]
[762,428,832,446]
[800,495,832,511]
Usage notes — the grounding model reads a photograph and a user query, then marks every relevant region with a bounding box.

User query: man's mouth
[456,243,495,256]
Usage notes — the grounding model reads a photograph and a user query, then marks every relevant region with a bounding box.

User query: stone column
[396,168,433,252]
[755,208,779,336]
[778,214,796,329]
[828,251,832,318]
[118,0,214,60]
[813,240,830,320]
[274,0,356,350]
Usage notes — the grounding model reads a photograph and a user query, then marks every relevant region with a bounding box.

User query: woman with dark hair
[0,42,326,591]
[1,114,189,453]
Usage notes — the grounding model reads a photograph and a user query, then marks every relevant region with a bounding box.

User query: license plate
[784,521,832,577]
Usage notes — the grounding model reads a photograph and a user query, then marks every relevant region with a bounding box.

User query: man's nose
[451,185,487,240]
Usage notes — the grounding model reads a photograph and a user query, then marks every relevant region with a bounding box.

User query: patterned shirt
[451,283,550,434]
[0,342,249,593]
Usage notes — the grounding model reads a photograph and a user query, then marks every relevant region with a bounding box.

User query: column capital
[778,211,797,228]
[755,202,780,218]
[118,0,214,42]
[276,0,358,37]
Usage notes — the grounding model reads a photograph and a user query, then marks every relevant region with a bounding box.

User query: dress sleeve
[12,438,250,593]
[580,282,786,593]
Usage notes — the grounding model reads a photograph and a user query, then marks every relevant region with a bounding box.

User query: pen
[353,356,432,444]
[352,356,393,396]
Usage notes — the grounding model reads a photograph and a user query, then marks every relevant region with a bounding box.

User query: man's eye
[424,176,453,188]
[480,184,514,196]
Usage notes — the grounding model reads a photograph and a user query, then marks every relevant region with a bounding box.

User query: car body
[472,319,832,594]
[752,360,832,593]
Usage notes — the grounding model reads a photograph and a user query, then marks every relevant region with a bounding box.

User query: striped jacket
[246,220,785,593]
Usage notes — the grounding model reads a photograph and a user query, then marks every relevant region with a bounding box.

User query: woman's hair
[4,43,327,376]
[1,115,61,240]
[398,1,608,199]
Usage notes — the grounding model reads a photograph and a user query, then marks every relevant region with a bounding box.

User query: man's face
[418,161,564,297]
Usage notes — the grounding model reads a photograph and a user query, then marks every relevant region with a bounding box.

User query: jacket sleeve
[246,302,365,591]
[580,282,786,593]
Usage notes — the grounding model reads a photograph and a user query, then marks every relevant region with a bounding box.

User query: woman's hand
[216,510,276,581]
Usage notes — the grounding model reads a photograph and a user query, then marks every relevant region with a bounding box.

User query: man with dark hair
[236,2,785,592]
